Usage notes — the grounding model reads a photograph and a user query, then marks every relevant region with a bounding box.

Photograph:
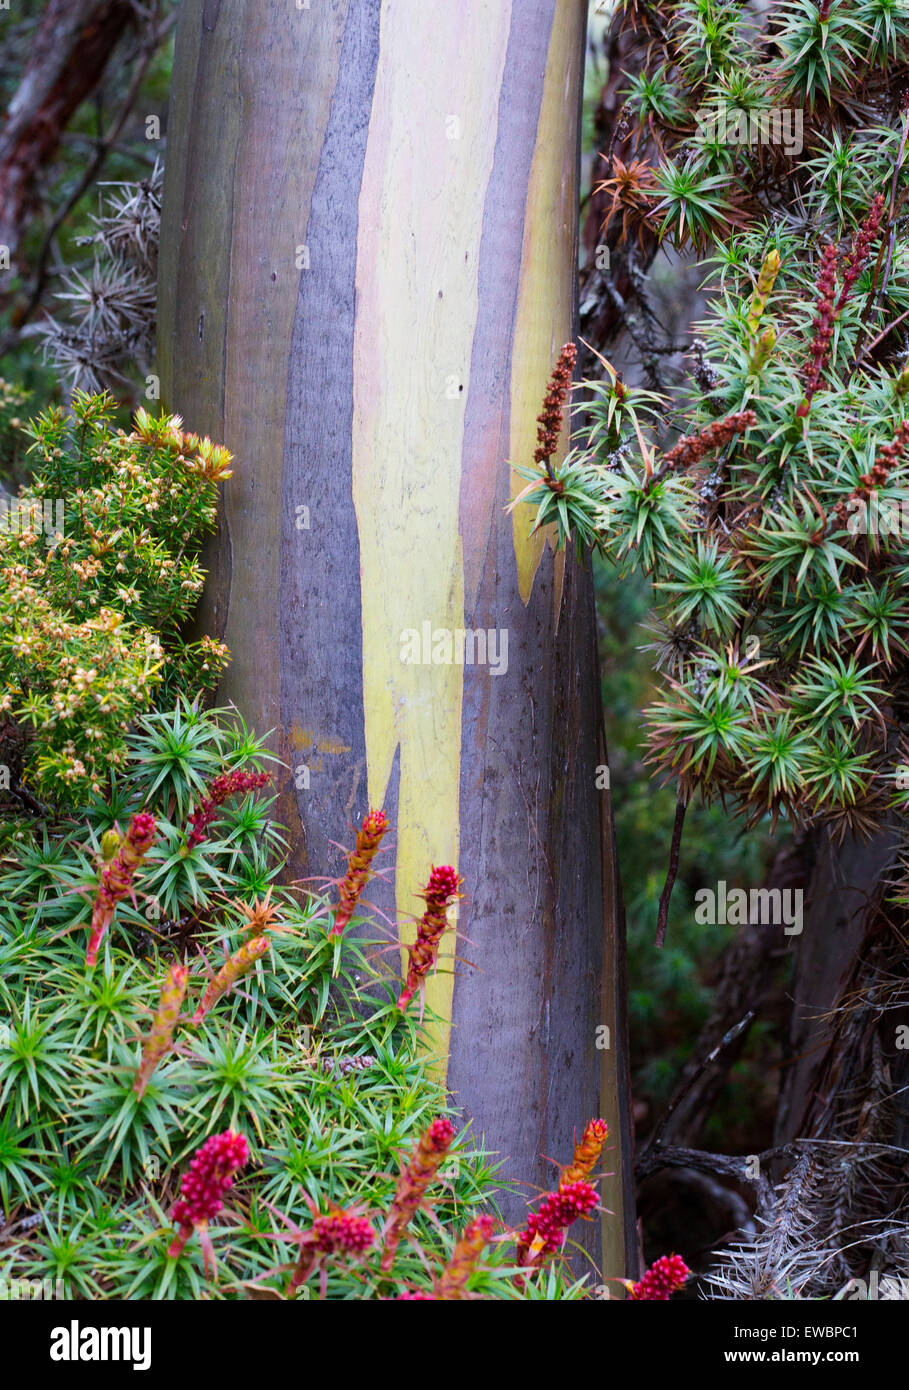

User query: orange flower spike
[331,808,390,936]
[435,1215,495,1300]
[560,1118,609,1188]
[192,935,270,1025]
[134,963,189,1098]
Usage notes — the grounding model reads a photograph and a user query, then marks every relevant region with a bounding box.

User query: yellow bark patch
[508,6,582,612]
[287,724,353,757]
[352,0,512,1075]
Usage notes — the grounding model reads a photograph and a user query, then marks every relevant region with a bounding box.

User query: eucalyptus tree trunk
[775,828,902,1145]
[157,0,633,1275]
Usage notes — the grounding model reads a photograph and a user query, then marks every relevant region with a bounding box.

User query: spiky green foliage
[0,704,602,1301]
[521,224,909,837]
[607,0,909,253]
[524,18,909,844]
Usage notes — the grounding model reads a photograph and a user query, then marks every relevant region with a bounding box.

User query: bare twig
[654,789,687,948]
[0,5,173,355]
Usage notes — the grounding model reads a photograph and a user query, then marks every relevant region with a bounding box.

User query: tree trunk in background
[775,828,902,1145]
[157,0,634,1276]
[0,0,134,262]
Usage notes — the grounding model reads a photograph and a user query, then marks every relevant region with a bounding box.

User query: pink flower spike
[288,1207,377,1294]
[168,1129,250,1279]
[331,809,391,936]
[629,1253,690,1301]
[381,1116,456,1273]
[397,865,462,1011]
[184,769,271,850]
[86,812,156,967]
[515,1179,599,1268]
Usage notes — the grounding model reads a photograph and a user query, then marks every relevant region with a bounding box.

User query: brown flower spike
[397,864,462,1012]
[534,342,577,488]
[652,410,757,483]
[834,418,909,528]
[331,808,390,936]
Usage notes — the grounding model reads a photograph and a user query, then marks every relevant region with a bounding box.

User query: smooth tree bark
[158,0,634,1275]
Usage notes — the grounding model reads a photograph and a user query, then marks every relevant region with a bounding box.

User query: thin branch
[10,780,50,818]
[643,1010,755,1155]
[0,6,173,355]
[654,788,687,948]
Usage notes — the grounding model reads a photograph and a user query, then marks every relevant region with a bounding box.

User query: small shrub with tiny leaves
[0,393,229,806]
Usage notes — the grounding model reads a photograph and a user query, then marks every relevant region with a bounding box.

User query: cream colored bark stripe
[353,0,512,1072]
[354,0,578,1076]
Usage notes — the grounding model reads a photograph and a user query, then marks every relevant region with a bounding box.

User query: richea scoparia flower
[184,767,271,849]
[397,864,462,1011]
[561,1118,609,1187]
[288,1206,377,1295]
[168,1129,250,1277]
[652,410,757,482]
[435,1214,496,1299]
[516,1179,599,1268]
[330,808,390,935]
[628,1253,690,1300]
[745,248,781,336]
[798,195,885,417]
[192,933,270,1025]
[86,811,156,967]
[133,962,188,1099]
[535,341,577,473]
[380,1116,456,1273]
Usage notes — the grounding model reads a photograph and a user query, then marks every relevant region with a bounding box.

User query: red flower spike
[397,864,462,1011]
[168,1129,249,1278]
[799,199,885,416]
[86,811,156,967]
[838,193,885,311]
[331,808,391,936]
[435,1214,496,1299]
[133,963,188,1098]
[561,1118,609,1187]
[656,410,757,479]
[833,418,909,527]
[629,1253,690,1301]
[185,769,271,849]
[288,1207,377,1293]
[381,1117,456,1273]
[798,242,839,413]
[516,1179,599,1268]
